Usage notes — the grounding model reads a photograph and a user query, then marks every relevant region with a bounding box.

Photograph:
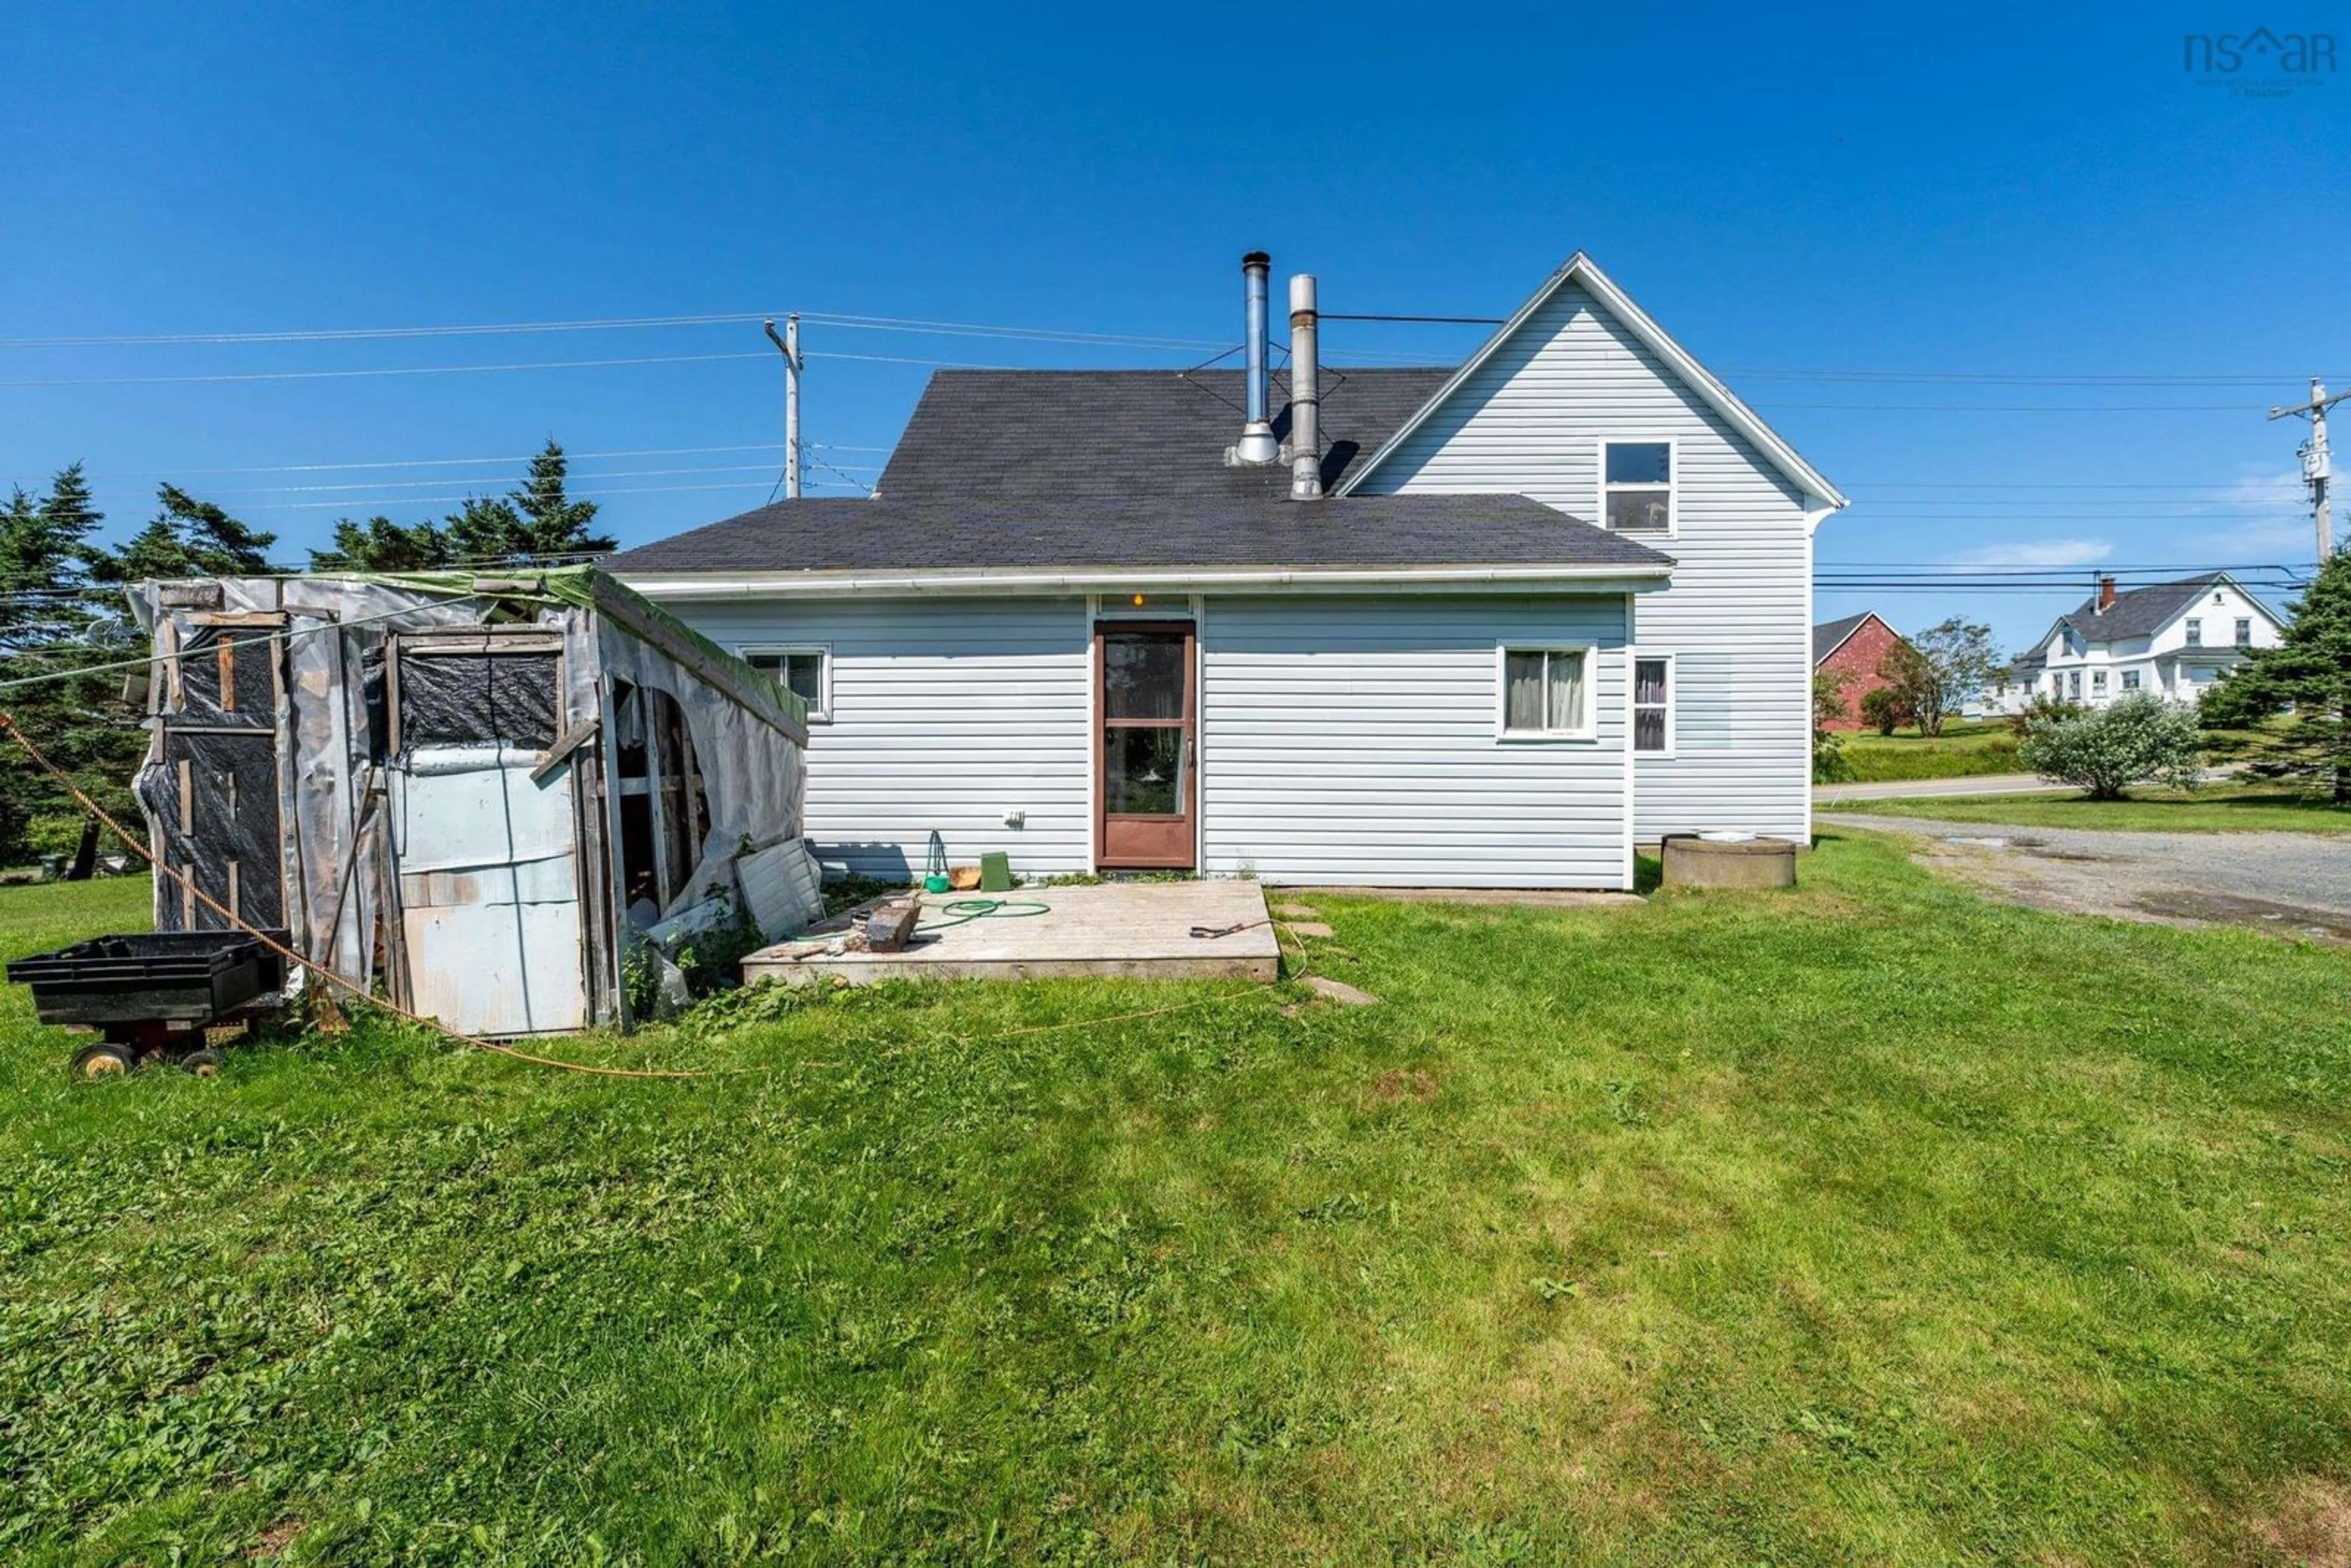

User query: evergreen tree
[309,514,457,572]
[506,441,613,558]
[0,468,144,871]
[310,440,609,570]
[92,484,277,583]
[2200,550,2351,803]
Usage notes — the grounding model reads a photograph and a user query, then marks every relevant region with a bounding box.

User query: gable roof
[1812,611,1881,665]
[2052,572,2285,645]
[1335,252,1848,513]
[609,366,1673,582]
[876,367,1448,503]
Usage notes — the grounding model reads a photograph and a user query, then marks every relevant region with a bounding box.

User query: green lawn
[4,851,2350,1564]
[1829,784,2351,834]
[1837,720,2023,783]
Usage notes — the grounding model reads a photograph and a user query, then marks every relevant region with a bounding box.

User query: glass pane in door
[1104,726,1183,815]
[1103,631,1187,720]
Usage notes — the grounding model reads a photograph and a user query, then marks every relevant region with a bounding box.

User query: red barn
[1812,612,1905,730]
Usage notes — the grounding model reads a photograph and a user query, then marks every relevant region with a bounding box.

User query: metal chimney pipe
[1288,273,1322,500]
[1231,252,1278,465]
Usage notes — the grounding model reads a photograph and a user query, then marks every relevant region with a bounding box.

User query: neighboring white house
[2022,573,2287,708]
[610,252,1847,890]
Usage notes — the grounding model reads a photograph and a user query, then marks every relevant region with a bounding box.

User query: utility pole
[763,314,803,499]
[2269,376,2347,563]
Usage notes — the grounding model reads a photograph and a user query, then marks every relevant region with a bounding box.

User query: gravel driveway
[1818,812,2351,943]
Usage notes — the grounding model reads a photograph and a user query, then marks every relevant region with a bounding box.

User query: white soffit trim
[618,563,1673,600]
[1337,252,1851,517]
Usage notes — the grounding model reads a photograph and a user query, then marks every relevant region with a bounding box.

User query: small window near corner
[1499,647,1591,738]
[1633,656,1671,752]
[2121,669,2141,691]
[744,648,830,721]
[1602,441,1673,534]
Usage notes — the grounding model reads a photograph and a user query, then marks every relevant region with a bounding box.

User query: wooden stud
[177,760,193,834]
[226,858,241,918]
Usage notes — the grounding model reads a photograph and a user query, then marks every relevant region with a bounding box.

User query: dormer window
[1602,441,1673,534]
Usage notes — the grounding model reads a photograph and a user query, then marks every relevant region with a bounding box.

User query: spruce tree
[2200,550,2351,803]
[0,468,145,871]
[309,514,457,572]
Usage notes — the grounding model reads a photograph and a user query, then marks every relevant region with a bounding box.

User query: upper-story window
[2235,617,2252,647]
[1602,441,1673,535]
[2185,618,2203,647]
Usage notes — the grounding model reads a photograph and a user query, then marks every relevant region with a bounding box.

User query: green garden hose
[915,897,1052,934]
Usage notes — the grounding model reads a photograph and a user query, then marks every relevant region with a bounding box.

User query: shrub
[2008,692,2083,738]
[2019,692,2203,800]
[1859,687,1911,736]
[1812,670,1856,782]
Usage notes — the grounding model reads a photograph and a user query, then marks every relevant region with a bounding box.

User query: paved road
[1813,773,2054,803]
[1820,811,2351,939]
[1814,768,2238,803]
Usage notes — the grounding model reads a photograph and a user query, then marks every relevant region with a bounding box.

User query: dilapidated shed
[128,566,822,1034]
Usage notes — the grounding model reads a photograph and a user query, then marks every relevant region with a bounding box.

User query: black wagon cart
[7,929,288,1079]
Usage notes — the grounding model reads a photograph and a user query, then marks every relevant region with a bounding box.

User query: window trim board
[737,642,834,723]
[1630,649,1675,757]
[1598,436,1678,539]
[1494,641,1601,743]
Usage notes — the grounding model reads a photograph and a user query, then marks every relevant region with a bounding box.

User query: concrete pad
[1270,902,1321,918]
[1280,920,1335,937]
[743,879,1280,986]
[1301,976,1379,1007]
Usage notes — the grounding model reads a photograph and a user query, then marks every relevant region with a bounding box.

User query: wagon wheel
[178,1048,223,1078]
[69,1043,136,1082]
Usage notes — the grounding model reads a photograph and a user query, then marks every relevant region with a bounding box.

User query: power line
[3,441,892,484]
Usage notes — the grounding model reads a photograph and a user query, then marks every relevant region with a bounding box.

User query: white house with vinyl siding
[612,252,1845,890]
[2020,572,2287,708]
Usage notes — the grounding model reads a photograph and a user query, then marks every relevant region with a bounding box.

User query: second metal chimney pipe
[1288,273,1322,500]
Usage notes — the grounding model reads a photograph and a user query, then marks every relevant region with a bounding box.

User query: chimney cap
[1241,250,1271,268]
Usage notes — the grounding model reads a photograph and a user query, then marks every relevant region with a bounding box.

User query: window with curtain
[1633,656,1671,752]
[1500,648,1588,737]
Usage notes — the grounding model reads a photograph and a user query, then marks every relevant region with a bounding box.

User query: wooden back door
[1096,621,1195,869]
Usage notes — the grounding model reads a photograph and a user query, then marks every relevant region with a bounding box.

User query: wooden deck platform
[741,879,1281,986]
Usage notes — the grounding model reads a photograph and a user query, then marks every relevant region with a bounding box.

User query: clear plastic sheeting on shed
[126,569,820,1033]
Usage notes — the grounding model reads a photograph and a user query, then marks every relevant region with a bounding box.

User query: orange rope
[0,712,708,1079]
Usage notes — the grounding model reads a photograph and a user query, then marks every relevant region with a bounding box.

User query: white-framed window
[1600,440,1674,535]
[741,645,831,722]
[2121,669,2141,691]
[2235,617,2252,647]
[2068,671,2082,699]
[1632,653,1673,754]
[2185,618,2202,647]
[2091,670,2108,695]
[1496,645,1594,740]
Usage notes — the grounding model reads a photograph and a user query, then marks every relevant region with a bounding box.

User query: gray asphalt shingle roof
[609,368,1671,577]
[2058,574,2224,642]
[1811,611,1875,665]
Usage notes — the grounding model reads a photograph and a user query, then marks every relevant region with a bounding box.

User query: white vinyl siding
[1352,279,1813,841]
[660,596,1091,880]
[1200,594,1630,889]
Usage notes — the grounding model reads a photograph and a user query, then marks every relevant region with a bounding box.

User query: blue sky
[4,1,2344,649]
